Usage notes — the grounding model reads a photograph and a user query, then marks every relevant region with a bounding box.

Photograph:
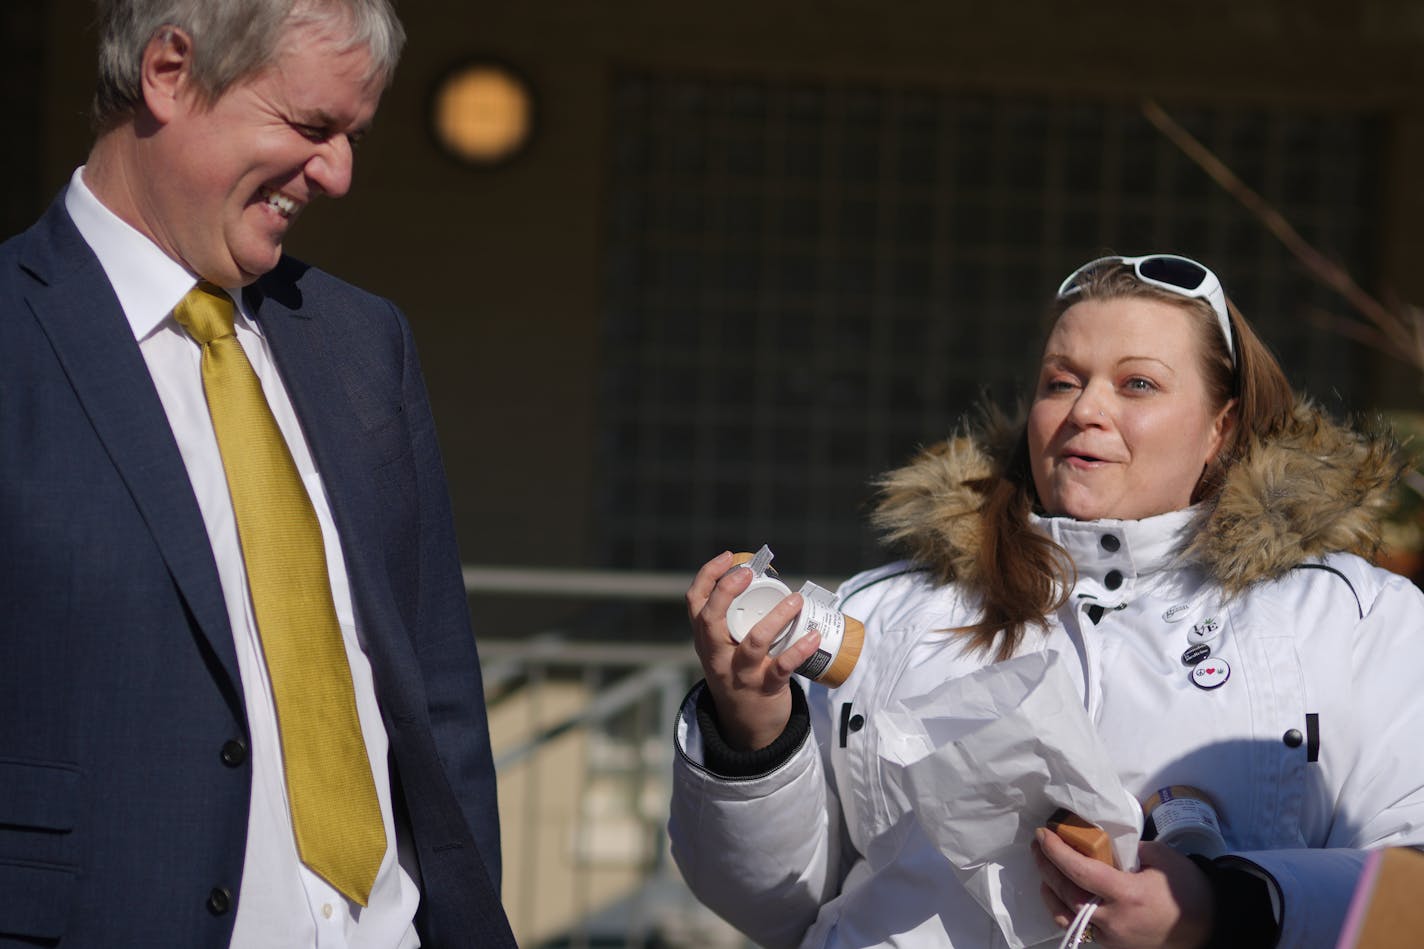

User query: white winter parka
[669,404,1424,948]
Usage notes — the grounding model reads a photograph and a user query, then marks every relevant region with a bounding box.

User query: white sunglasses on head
[1056,254,1235,366]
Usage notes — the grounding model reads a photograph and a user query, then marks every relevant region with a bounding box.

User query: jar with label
[1142,785,1227,858]
[724,546,864,687]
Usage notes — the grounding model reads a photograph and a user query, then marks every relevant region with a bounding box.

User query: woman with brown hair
[670,254,1424,948]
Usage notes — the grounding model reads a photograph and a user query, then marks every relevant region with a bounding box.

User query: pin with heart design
[1191,657,1230,690]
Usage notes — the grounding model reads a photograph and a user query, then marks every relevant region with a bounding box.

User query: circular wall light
[431,61,535,166]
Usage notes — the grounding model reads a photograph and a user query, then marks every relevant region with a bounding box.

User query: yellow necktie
[174,282,386,906]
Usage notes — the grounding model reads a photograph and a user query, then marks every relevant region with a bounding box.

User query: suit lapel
[248,279,420,702]
[250,268,513,942]
[20,201,242,697]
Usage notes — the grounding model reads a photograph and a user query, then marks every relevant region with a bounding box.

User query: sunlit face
[1027,297,1235,521]
[138,21,385,286]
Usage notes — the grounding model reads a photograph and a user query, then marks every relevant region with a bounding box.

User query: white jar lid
[726,576,795,643]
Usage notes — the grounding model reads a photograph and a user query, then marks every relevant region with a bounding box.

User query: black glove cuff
[694,680,811,778]
[1188,853,1280,949]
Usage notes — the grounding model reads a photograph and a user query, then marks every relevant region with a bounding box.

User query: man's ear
[140,26,196,125]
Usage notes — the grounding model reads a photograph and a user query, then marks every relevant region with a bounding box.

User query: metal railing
[472,566,752,948]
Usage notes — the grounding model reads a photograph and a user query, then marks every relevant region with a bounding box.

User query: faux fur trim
[871,434,994,589]
[871,401,1405,595]
[1184,404,1404,593]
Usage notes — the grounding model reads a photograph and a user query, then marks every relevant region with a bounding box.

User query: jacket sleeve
[395,306,503,890]
[1229,566,1424,948]
[668,679,848,948]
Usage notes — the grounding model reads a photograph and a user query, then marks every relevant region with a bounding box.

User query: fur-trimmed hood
[871,400,1406,596]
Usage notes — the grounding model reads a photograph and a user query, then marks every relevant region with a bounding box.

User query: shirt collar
[64,166,243,342]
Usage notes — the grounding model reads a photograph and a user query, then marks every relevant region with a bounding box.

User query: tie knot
[173,281,237,345]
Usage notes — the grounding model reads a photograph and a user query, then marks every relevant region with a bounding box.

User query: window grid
[599,76,1378,575]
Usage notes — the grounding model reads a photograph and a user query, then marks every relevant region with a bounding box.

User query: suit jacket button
[220,738,248,767]
[207,886,233,915]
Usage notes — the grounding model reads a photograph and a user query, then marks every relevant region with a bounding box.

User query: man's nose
[308,136,355,198]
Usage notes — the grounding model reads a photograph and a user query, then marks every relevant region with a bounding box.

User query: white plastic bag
[876,650,1142,948]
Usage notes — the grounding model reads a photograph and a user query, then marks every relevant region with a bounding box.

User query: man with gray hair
[0,2,516,946]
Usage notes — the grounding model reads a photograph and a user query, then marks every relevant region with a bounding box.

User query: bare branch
[1304,307,1397,354]
[1141,99,1420,366]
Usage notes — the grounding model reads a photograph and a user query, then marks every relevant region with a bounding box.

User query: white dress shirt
[65,168,420,949]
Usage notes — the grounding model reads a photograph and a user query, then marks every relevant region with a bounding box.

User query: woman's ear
[1192,399,1239,504]
[1206,398,1238,465]
[139,26,196,125]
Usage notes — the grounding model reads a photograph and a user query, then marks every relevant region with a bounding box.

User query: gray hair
[92,0,405,129]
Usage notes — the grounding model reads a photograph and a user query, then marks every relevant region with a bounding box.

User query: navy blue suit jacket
[0,195,516,947]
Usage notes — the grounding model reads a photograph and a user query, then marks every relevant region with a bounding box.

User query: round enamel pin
[1188,616,1222,643]
[1191,657,1230,690]
[1181,642,1211,666]
[1162,603,1192,623]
